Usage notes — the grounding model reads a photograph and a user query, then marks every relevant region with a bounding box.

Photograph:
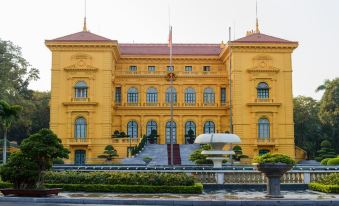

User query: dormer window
[74,81,88,98]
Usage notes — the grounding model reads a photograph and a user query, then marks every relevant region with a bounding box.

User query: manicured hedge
[309,182,339,193]
[327,158,339,165]
[44,171,195,186]
[0,182,203,194]
[44,183,203,194]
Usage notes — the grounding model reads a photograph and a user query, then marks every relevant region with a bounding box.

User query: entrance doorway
[75,150,86,165]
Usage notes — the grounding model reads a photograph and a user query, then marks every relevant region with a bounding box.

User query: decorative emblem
[166,72,176,81]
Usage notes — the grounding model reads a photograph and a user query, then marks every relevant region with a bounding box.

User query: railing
[52,165,339,185]
[112,138,140,144]
[115,71,227,76]
[71,97,90,102]
[255,98,274,103]
[67,138,91,145]
[255,138,277,145]
[118,102,227,108]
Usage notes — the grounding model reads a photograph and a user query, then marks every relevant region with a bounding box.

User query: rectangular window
[203,66,210,72]
[129,65,137,72]
[167,66,174,72]
[221,88,226,104]
[148,66,156,72]
[115,87,121,103]
[185,66,192,72]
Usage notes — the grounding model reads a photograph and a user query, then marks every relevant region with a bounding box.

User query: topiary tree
[189,144,213,165]
[185,129,196,144]
[327,158,339,165]
[147,129,159,144]
[0,129,69,189]
[233,145,243,161]
[315,140,336,161]
[97,145,118,162]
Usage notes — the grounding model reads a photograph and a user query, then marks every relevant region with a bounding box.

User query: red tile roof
[232,33,297,44]
[48,31,113,42]
[119,43,221,56]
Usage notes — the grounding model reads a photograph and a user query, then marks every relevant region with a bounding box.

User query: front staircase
[122,143,200,165]
[167,144,181,165]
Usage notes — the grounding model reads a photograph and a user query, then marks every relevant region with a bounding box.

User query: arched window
[127,121,138,138]
[185,87,196,103]
[165,121,176,144]
[74,117,87,138]
[258,118,270,138]
[165,87,177,103]
[146,120,157,135]
[185,121,196,144]
[146,87,158,103]
[204,88,215,103]
[257,82,269,99]
[74,81,88,98]
[127,87,138,103]
[204,121,215,134]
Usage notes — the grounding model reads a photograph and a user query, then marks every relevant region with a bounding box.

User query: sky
[0,0,338,100]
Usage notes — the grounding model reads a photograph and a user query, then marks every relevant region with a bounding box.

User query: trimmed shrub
[253,153,295,165]
[309,182,339,193]
[0,182,203,194]
[320,158,332,165]
[327,158,339,166]
[317,173,339,185]
[43,171,195,186]
[43,183,203,194]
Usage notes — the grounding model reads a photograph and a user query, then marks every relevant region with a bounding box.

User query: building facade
[46,26,300,164]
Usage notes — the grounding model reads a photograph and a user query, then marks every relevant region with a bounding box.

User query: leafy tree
[185,129,195,144]
[0,129,69,189]
[315,140,336,161]
[0,39,39,102]
[0,100,22,163]
[317,78,339,153]
[293,96,322,159]
[98,145,118,162]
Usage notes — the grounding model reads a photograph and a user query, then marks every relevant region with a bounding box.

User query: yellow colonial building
[46,24,300,164]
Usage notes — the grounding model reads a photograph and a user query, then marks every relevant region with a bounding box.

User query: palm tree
[315,79,331,92]
[0,100,22,164]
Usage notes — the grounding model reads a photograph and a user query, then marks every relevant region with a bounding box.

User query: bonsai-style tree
[185,129,196,144]
[147,129,159,144]
[189,144,213,165]
[112,130,130,138]
[0,129,69,189]
[233,145,243,161]
[97,145,118,162]
[0,100,22,164]
[315,140,336,161]
[143,156,152,165]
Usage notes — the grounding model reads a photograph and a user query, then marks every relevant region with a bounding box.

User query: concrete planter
[0,188,62,197]
[257,163,293,198]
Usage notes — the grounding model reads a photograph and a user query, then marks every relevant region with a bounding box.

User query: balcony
[112,138,140,145]
[115,70,227,77]
[115,102,228,108]
[255,138,277,146]
[67,138,91,146]
[71,97,90,102]
[255,98,274,103]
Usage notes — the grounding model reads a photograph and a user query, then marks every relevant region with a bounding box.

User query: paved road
[0,203,150,206]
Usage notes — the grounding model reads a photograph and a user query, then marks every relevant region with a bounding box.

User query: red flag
[168,26,172,48]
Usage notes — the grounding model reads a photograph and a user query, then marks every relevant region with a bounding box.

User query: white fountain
[195,133,241,184]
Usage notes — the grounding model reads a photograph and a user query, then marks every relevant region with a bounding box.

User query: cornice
[247,67,280,73]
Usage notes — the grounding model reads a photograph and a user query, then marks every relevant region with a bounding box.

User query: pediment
[63,53,98,71]
[247,55,279,73]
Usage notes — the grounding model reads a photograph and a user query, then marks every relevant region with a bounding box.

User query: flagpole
[169,26,174,166]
